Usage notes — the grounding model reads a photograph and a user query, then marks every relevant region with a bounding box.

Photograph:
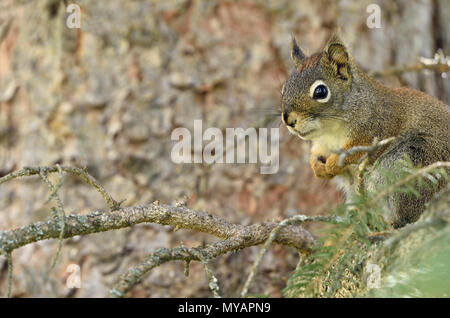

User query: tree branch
[110,238,244,297]
[0,165,318,297]
[0,203,316,256]
[371,49,450,78]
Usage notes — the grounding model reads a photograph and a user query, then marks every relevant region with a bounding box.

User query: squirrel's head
[281,34,353,140]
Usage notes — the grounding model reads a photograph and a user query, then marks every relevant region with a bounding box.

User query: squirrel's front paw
[310,155,334,179]
[310,153,345,179]
[324,153,345,177]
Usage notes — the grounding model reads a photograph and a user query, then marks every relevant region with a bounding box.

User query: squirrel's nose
[282,112,297,127]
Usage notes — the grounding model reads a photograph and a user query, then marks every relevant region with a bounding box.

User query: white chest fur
[310,119,349,157]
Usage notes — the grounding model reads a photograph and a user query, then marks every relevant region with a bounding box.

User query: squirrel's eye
[313,85,328,99]
[309,80,330,103]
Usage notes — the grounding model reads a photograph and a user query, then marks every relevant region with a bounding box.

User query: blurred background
[0,0,448,297]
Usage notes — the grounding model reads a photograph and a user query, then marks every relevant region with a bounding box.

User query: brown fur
[297,53,322,72]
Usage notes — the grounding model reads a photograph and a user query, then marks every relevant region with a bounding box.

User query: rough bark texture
[0,0,448,297]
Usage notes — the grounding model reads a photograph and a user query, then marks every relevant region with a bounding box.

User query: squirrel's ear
[291,36,306,68]
[322,33,351,80]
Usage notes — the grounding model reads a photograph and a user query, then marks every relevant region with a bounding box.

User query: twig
[38,166,66,268]
[44,165,64,205]
[109,240,236,297]
[241,214,343,297]
[0,165,120,211]
[357,155,371,196]
[371,49,450,78]
[202,259,221,298]
[336,137,396,196]
[7,251,12,298]
[336,137,396,168]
